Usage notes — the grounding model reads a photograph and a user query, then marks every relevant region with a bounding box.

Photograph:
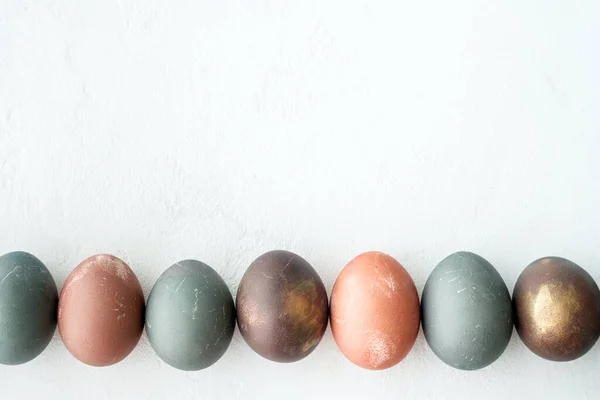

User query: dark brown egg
[513,256,600,361]
[330,251,420,370]
[58,254,145,366]
[236,250,328,363]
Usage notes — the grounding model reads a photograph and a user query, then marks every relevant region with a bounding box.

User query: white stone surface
[1,1,599,399]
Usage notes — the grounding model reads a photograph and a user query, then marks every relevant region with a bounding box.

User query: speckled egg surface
[330,251,420,370]
[58,254,145,366]
[145,260,235,371]
[421,251,513,370]
[0,251,58,365]
[236,250,328,363]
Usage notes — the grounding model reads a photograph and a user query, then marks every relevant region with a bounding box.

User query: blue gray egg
[0,251,58,365]
[145,260,235,371]
[421,251,513,370]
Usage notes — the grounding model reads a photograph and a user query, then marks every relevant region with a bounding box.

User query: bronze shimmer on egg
[513,256,600,362]
[236,250,328,363]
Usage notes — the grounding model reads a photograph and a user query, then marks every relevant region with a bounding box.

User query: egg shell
[58,254,145,366]
[236,250,328,363]
[0,251,58,365]
[145,260,236,371]
[513,256,600,361]
[421,251,513,370]
[330,251,420,370]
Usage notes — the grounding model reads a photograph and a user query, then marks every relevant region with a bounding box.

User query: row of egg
[1,250,599,370]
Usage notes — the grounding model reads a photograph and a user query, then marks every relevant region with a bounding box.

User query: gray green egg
[145,260,235,371]
[421,251,513,370]
[0,251,58,365]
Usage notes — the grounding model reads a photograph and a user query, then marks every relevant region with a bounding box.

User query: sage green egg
[145,260,235,371]
[421,251,513,370]
[0,251,58,365]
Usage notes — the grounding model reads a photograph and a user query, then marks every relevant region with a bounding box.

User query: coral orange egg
[58,254,145,367]
[330,251,420,370]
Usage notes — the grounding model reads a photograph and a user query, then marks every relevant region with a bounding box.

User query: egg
[0,251,58,365]
[58,254,145,366]
[236,250,328,362]
[421,251,513,370]
[330,251,420,370]
[145,260,235,370]
[513,256,600,361]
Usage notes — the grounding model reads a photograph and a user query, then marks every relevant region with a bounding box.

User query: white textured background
[1,1,599,399]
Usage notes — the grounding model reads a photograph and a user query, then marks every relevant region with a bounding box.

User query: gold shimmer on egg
[283,279,327,354]
[527,282,582,336]
[513,257,600,361]
[236,250,328,363]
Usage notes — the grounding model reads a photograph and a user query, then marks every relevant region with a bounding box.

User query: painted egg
[513,256,600,361]
[146,260,235,370]
[0,251,58,365]
[330,251,420,370]
[236,250,328,362]
[421,251,513,370]
[58,254,145,366]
